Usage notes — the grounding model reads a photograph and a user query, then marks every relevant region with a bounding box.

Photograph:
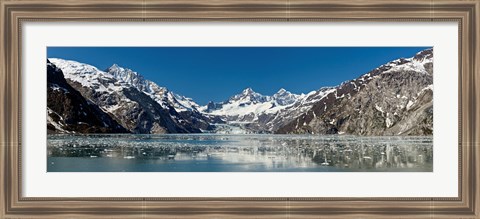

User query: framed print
[1,0,479,218]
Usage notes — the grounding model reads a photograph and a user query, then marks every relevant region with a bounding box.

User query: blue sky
[48,47,430,105]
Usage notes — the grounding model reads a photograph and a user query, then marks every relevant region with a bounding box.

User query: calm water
[47,134,433,172]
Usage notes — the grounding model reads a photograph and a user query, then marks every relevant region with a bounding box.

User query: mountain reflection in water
[47,134,433,172]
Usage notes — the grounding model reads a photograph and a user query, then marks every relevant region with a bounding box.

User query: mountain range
[47,48,433,135]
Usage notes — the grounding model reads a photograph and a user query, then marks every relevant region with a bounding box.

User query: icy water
[47,134,433,172]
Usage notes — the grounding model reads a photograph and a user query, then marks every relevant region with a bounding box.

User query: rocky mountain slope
[105,64,212,131]
[47,60,128,134]
[49,59,210,134]
[276,48,433,135]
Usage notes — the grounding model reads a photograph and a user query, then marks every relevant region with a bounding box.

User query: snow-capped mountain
[47,60,128,134]
[202,48,433,135]
[228,87,270,103]
[201,87,298,115]
[260,87,336,132]
[105,63,212,132]
[47,48,433,136]
[198,86,341,133]
[272,88,300,105]
[49,58,210,134]
[277,48,433,135]
[199,87,305,132]
[105,64,201,112]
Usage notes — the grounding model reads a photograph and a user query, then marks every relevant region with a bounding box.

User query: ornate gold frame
[1,0,478,218]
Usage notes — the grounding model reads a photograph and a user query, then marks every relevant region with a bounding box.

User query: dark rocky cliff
[47,60,128,133]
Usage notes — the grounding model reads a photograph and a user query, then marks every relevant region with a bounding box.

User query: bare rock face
[47,60,128,134]
[276,48,433,136]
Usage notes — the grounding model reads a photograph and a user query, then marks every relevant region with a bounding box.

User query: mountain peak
[273,88,299,106]
[229,87,268,103]
[108,63,121,70]
[276,88,288,94]
[105,63,153,93]
[413,48,433,62]
[107,64,141,79]
[242,87,255,94]
[49,58,103,76]
[107,63,128,72]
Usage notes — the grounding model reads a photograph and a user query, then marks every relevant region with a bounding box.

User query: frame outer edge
[1,0,479,218]
[0,0,5,217]
[475,0,480,217]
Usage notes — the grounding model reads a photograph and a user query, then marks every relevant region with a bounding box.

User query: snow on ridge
[107,64,151,92]
[201,86,334,121]
[49,58,103,76]
[229,87,270,103]
[273,88,302,105]
[202,87,305,117]
[355,48,433,82]
[49,58,114,93]
[106,63,201,112]
[172,93,201,112]
[377,49,433,75]
[381,56,432,75]
[50,58,202,113]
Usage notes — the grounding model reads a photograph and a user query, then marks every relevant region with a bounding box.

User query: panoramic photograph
[46,47,433,172]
